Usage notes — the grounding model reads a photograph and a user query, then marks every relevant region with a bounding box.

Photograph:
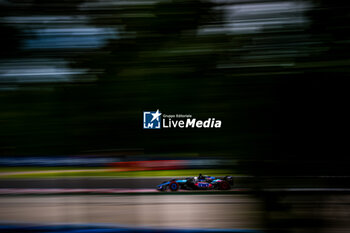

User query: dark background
[1,0,350,176]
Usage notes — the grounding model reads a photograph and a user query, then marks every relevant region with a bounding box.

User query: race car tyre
[224,176,234,186]
[219,181,231,190]
[169,181,179,191]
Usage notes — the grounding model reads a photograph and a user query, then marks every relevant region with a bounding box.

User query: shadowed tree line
[0,0,350,176]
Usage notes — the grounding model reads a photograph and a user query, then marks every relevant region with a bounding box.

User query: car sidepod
[194,182,213,189]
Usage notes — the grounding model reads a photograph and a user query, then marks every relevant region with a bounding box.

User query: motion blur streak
[0,194,350,232]
[1,0,350,233]
[0,195,261,229]
[1,0,349,166]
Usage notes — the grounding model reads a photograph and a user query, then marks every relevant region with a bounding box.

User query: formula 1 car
[157,174,234,191]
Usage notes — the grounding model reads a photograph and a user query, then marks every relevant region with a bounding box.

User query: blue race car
[157,174,234,191]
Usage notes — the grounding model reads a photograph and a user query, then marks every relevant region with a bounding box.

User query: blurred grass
[0,167,103,172]
[0,168,235,178]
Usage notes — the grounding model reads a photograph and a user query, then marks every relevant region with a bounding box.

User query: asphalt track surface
[0,194,262,229]
[0,177,168,189]
[1,177,350,232]
[1,176,350,189]
[1,193,350,232]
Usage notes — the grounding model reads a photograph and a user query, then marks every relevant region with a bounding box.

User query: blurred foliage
[1,0,350,176]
